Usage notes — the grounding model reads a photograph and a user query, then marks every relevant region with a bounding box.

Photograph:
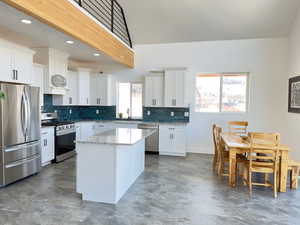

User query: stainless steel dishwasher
[137,123,159,154]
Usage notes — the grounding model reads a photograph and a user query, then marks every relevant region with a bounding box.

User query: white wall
[287,10,300,161]
[104,38,288,154]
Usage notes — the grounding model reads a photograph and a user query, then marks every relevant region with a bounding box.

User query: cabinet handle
[172,99,176,106]
[152,99,155,106]
[44,139,47,146]
[12,70,15,80]
[86,98,89,104]
[16,70,18,80]
[99,98,101,105]
[69,97,72,105]
[154,99,157,106]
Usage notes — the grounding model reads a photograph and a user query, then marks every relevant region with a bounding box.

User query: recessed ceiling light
[21,19,32,24]
[66,40,74,44]
[93,53,100,57]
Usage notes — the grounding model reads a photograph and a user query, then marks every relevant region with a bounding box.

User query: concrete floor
[0,154,299,225]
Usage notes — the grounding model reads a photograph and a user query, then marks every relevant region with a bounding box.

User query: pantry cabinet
[159,124,187,156]
[164,68,187,107]
[41,127,55,166]
[0,39,34,84]
[32,64,45,108]
[145,72,164,107]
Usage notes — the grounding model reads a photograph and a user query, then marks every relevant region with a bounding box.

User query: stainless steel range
[0,83,41,186]
[42,113,76,162]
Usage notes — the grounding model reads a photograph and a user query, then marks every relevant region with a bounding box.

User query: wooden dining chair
[228,121,248,135]
[288,159,300,189]
[243,132,280,198]
[212,124,246,177]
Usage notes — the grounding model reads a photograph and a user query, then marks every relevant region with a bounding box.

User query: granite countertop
[76,128,156,145]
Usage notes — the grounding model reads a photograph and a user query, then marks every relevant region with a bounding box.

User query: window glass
[118,83,131,118]
[195,73,248,113]
[131,83,143,118]
[195,75,220,112]
[222,75,247,112]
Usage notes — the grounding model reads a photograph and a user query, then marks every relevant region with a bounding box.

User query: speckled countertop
[76,128,156,145]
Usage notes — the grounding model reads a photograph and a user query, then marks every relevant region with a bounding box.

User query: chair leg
[274,172,278,198]
[291,167,299,190]
[249,171,252,197]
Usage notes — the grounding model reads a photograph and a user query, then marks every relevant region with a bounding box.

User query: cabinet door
[41,127,55,165]
[175,71,185,107]
[47,129,55,161]
[68,71,78,105]
[90,74,99,105]
[33,65,44,108]
[13,50,33,84]
[153,76,164,107]
[0,44,13,82]
[164,71,177,107]
[173,129,186,155]
[98,76,108,106]
[41,133,48,164]
[144,76,153,107]
[75,124,81,140]
[78,72,90,105]
[159,126,173,151]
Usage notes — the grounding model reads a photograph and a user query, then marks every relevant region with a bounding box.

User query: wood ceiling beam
[2,0,134,68]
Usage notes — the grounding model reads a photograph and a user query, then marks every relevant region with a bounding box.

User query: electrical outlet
[69,110,72,114]
[170,112,174,117]
[96,110,100,114]
[184,112,189,117]
[147,110,151,116]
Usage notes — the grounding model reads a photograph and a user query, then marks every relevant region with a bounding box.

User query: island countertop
[76,128,156,145]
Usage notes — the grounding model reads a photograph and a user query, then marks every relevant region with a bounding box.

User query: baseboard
[186,146,212,154]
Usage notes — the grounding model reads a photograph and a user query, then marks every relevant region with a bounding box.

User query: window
[195,73,248,113]
[117,82,143,119]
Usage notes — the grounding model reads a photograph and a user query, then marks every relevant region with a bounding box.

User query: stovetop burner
[42,121,74,127]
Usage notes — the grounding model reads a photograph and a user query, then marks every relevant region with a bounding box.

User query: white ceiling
[118,0,300,44]
[0,2,121,67]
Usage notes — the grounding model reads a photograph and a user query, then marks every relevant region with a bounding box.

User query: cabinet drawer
[4,154,41,185]
[4,141,41,164]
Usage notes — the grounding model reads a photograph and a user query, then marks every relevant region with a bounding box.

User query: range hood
[33,48,70,95]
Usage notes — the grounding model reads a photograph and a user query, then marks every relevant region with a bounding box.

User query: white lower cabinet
[41,127,55,166]
[159,124,187,156]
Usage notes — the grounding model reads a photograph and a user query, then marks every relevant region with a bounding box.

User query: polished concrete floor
[0,154,300,225]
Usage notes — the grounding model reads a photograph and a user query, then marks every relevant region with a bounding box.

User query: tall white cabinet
[90,73,116,106]
[144,71,164,107]
[164,68,187,107]
[32,64,45,108]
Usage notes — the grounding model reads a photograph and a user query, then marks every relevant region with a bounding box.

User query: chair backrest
[249,132,280,169]
[228,121,248,135]
[213,124,223,158]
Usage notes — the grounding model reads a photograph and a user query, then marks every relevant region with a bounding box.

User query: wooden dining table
[221,133,290,192]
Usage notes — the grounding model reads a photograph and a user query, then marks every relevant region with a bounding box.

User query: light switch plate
[96,110,100,114]
[147,110,151,116]
[184,112,189,117]
[171,112,175,117]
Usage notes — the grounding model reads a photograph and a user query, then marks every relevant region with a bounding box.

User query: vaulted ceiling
[118,0,300,44]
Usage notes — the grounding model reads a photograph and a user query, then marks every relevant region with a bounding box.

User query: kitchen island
[76,128,155,204]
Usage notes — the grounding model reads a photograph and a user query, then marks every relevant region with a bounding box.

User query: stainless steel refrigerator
[0,83,41,186]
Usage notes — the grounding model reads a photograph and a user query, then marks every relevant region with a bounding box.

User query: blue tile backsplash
[43,95,190,123]
[143,107,190,123]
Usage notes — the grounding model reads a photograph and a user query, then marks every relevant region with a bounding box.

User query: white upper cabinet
[90,73,116,106]
[164,68,187,107]
[145,71,164,107]
[67,71,78,105]
[77,69,90,105]
[0,39,34,84]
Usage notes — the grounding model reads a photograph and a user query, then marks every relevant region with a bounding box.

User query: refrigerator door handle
[24,89,31,139]
[21,94,26,137]
[5,141,41,153]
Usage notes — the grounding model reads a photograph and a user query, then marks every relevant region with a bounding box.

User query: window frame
[116,82,144,119]
[195,72,250,114]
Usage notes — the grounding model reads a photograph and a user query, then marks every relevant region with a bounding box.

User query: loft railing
[73,0,132,48]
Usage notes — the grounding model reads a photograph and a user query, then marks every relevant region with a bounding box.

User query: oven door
[55,128,76,162]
